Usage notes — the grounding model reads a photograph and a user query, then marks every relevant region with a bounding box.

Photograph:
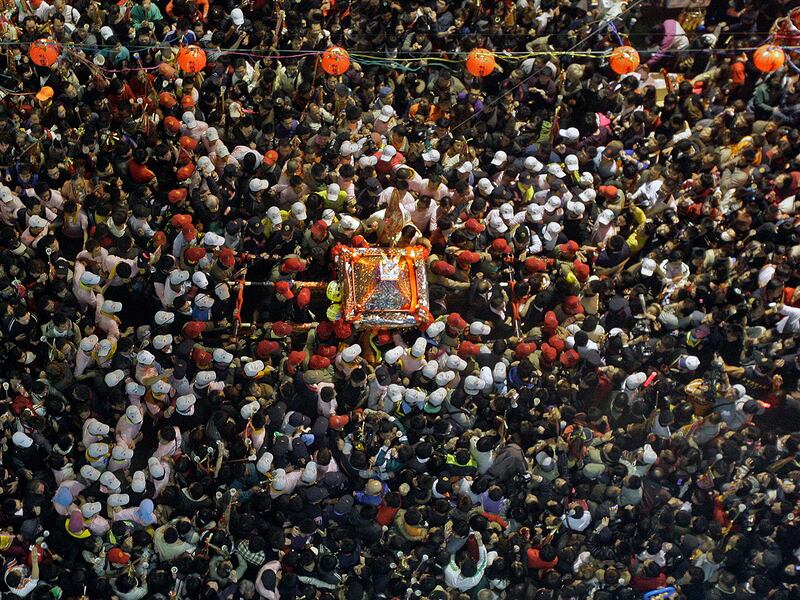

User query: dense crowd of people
[1,0,800,598]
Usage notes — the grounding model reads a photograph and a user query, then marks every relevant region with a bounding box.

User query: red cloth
[375,504,399,527]
[526,548,558,570]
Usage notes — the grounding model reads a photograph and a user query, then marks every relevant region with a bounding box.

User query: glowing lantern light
[29,39,60,67]
[176,45,207,74]
[466,48,496,77]
[321,46,350,75]
[609,45,640,75]
[753,45,785,73]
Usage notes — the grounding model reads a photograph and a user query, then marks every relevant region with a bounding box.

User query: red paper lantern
[753,45,785,73]
[321,46,350,75]
[176,45,207,74]
[465,48,496,77]
[29,39,60,67]
[609,45,640,75]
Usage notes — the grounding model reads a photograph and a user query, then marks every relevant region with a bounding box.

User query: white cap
[212,348,233,364]
[137,350,156,366]
[197,156,214,174]
[126,382,146,397]
[340,215,360,231]
[194,370,216,387]
[410,337,427,358]
[378,105,396,122]
[151,380,171,395]
[358,155,378,168]
[578,188,597,203]
[271,468,287,491]
[0,186,14,202]
[579,172,594,187]
[387,384,404,403]
[341,344,362,363]
[230,7,244,25]
[404,388,426,406]
[87,419,110,436]
[202,232,225,247]
[421,360,439,379]
[182,111,197,128]
[527,203,544,222]
[104,370,125,388]
[99,25,113,40]
[542,222,562,241]
[80,465,102,481]
[153,334,173,350]
[240,399,261,420]
[148,457,166,478]
[243,360,264,377]
[100,471,121,490]
[266,206,282,226]
[383,347,404,365]
[488,213,508,233]
[493,362,507,382]
[195,293,214,309]
[169,270,190,285]
[131,471,146,493]
[566,200,585,215]
[642,444,657,464]
[154,311,175,325]
[101,299,122,313]
[249,178,269,192]
[426,321,445,338]
[597,209,615,225]
[545,196,562,212]
[191,271,209,289]
[380,145,397,162]
[111,444,134,461]
[256,451,274,475]
[108,493,130,508]
[559,127,580,141]
[524,156,544,173]
[446,355,467,371]
[427,388,447,406]
[477,178,494,195]
[565,154,579,171]
[464,375,487,395]
[175,394,196,414]
[457,161,473,173]
[12,431,33,448]
[215,282,230,300]
[81,502,102,518]
[680,355,701,371]
[291,201,307,220]
[80,271,101,286]
[641,258,657,277]
[97,339,114,357]
[80,334,99,352]
[547,163,566,178]
[339,141,357,156]
[205,127,219,142]
[624,372,648,390]
[435,370,456,386]
[499,203,514,220]
[301,461,318,483]
[28,214,47,229]
[421,149,440,163]
[491,150,508,166]
[469,321,491,336]
[326,183,341,202]
[125,405,144,423]
[480,366,494,387]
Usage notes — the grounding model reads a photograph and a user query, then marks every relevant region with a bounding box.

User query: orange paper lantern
[29,39,60,67]
[321,46,350,75]
[176,45,207,74]
[609,45,640,75]
[753,45,785,73]
[466,48,496,77]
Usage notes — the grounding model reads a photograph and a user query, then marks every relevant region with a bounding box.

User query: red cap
[183,246,206,264]
[376,331,392,345]
[108,548,131,565]
[456,250,480,265]
[257,340,279,359]
[275,280,294,299]
[548,335,566,352]
[164,116,181,133]
[563,295,582,310]
[281,257,307,273]
[297,287,311,309]
[309,355,330,370]
[543,311,559,333]
[464,218,485,234]
[599,185,618,198]
[192,347,212,366]
[515,342,536,358]
[540,343,557,363]
[177,162,195,181]
[182,224,196,241]
[559,240,579,254]
[158,92,177,108]
[333,319,352,339]
[431,260,456,277]
[219,247,235,268]
[168,188,188,204]
[491,238,512,254]
[170,213,192,228]
[179,135,198,151]
[288,350,307,367]
[310,220,328,239]
[317,345,338,359]
[316,321,334,340]
[264,150,279,166]
[328,414,350,429]
[271,321,293,337]
[180,94,195,108]
[524,257,547,273]
[458,341,480,358]
[446,312,467,331]
[351,235,370,248]
[183,321,207,339]
[572,260,590,281]
[560,349,580,368]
